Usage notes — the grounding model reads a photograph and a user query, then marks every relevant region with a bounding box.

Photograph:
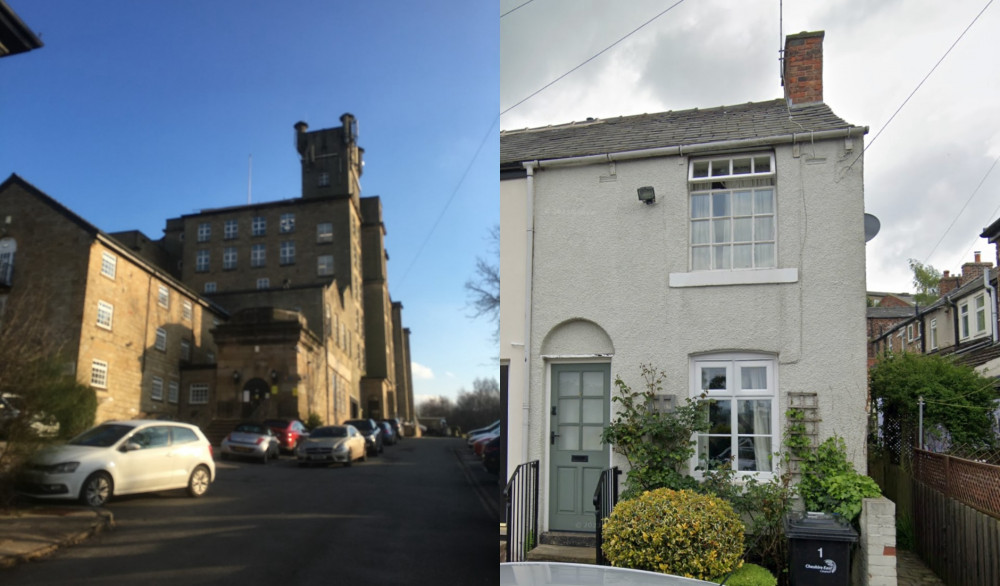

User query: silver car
[19,420,216,507]
[295,425,366,467]
[219,422,281,464]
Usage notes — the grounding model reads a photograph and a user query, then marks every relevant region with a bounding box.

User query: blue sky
[2,1,499,404]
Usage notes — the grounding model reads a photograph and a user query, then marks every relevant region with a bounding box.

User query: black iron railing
[504,460,539,562]
[593,466,621,566]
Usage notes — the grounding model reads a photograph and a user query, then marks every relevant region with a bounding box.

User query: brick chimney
[783,31,824,106]
[960,251,993,285]
[939,270,961,296]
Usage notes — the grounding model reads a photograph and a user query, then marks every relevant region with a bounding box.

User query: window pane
[712,219,730,243]
[702,367,727,391]
[558,426,579,450]
[732,244,752,269]
[559,399,579,424]
[692,247,711,270]
[712,192,730,217]
[691,194,710,218]
[737,399,771,434]
[754,243,775,268]
[733,218,752,242]
[753,156,771,174]
[708,400,731,434]
[754,189,774,213]
[692,161,709,178]
[732,158,752,175]
[691,220,710,244]
[582,399,603,424]
[710,160,729,177]
[741,367,768,390]
[559,372,579,397]
[733,191,752,215]
[713,245,731,269]
[755,216,774,241]
[582,426,603,450]
[582,372,603,396]
[698,436,733,470]
[739,437,772,471]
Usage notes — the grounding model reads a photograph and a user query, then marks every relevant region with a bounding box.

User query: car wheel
[79,472,113,507]
[187,465,211,498]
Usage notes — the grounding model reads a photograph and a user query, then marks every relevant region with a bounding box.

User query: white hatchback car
[19,420,216,507]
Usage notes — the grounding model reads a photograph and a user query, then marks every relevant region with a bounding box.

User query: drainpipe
[521,162,537,465]
[986,271,998,344]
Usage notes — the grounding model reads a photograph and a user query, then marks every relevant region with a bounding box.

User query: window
[91,360,108,389]
[223,247,237,270]
[976,293,987,335]
[930,319,938,350]
[181,340,191,361]
[206,352,215,364]
[318,172,330,187]
[168,381,179,404]
[252,216,266,236]
[197,222,211,242]
[960,293,989,340]
[0,238,16,286]
[257,277,270,290]
[693,354,776,474]
[906,324,914,342]
[315,223,333,244]
[251,244,266,267]
[182,301,193,321]
[280,213,295,233]
[204,282,217,293]
[224,219,238,240]
[158,285,169,309]
[196,250,209,272]
[151,377,164,401]
[155,327,167,351]
[96,300,114,330]
[317,255,334,276]
[689,154,775,271]
[189,383,209,405]
[101,251,117,279]
[280,241,296,265]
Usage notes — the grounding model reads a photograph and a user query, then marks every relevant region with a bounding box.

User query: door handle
[550,431,560,445]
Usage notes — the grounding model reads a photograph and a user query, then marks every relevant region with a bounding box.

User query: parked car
[380,418,404,441]
[377,421,397,446]
[467,420,501,447]
[473,432,498,456]
[219,422,281,464]
[295,425,366,467]
[342,418,383,455]
[263,418,309,453]
[482,436,501,475]
[18,420,215,507]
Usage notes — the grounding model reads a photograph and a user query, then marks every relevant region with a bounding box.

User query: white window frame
[204,282,217,293]
[280,241,295,265]
[197,222,211,242]
[251,244,266,267]
[257,277,270,290]
[976,293,988,336]
[91,359,108,389]
[930,319,938,350]
[223,247,237,270]
[189,383,209,405]
[168,381,179,404]
[252,216,266,236]
[151,376,164,401]
[958,294,989,340]
[182,300,193,321]
[96,300,114,330]
[317,254,334,276]
[280,213,295,233]
[196,250,209,272]
[155,327,167,351]
[158,285,169,309]
[317,222,333,243]
[224,219,238,240]
[101,251,117,279]
[906,324,914,342]
[691,353,777,479]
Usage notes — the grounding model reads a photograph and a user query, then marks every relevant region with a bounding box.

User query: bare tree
[465,225,499,338]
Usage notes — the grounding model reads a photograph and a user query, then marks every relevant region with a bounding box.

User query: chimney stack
[939,270,961,296]
[961,251,993,285]
[783,31,824,106]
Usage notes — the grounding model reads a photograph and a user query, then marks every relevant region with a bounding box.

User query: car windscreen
[310,426,347,438]
[235,424,266,434]
[69,424,136,447]
[344,420,373,431]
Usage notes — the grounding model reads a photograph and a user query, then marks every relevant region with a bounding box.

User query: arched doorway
[242,377,270,419]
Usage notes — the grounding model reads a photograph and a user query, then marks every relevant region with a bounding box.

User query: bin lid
[785,512,858,542]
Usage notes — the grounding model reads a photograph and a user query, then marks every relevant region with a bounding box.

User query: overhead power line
[500,0,688,117]
[928,151,1000,266]
[501,0,535,19]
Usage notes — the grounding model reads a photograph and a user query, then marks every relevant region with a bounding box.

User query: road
[3,436,499,585]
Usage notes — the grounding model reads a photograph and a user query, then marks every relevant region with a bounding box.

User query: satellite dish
[864,213,881,242]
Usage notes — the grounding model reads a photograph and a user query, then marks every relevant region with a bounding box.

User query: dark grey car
[343,418,383,455]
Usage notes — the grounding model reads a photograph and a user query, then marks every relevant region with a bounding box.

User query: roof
[500,99,864,167]
[0,0,42,58]
[866,306,916,319]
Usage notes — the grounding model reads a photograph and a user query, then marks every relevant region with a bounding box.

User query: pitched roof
[500,99,863,166]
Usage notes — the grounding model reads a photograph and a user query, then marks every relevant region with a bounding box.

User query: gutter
[513,126,869,169]
[521,162,536,465]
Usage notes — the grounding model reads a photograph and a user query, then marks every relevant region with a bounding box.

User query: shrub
[602,488,744,579]
[304,411,323,430]
[799,436,881,523]
[712,563,777,586]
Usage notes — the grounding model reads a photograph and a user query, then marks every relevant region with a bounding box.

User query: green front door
[549,363,610,532]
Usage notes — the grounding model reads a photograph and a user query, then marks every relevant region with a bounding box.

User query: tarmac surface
[0,506,113,569]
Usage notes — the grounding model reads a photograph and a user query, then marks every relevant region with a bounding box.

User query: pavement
[0,506,114,570]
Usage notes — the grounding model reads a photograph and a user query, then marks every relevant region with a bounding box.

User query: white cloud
[411,362,434,380]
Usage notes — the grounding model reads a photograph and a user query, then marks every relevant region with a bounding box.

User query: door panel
[549,363,609,532]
